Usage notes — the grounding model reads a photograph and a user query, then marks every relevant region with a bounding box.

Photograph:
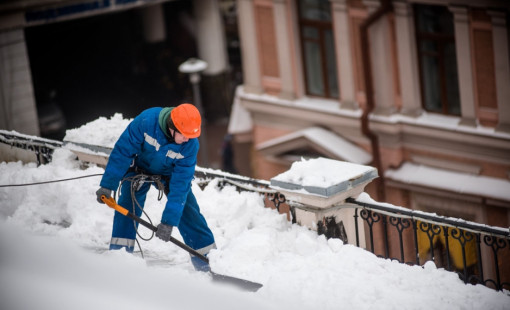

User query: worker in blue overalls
[96,103,215,272]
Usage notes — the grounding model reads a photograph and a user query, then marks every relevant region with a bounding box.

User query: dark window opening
[298,0,339,99]
[414,4,461,116]
[25,2,197,140]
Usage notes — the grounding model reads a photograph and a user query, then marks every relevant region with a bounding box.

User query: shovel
[100,195,263,292]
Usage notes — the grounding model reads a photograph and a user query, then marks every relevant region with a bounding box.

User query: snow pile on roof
[63,113,131,148]
[1,145,509,309]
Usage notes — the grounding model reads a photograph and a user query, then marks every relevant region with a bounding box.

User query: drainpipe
[359,0,393,201]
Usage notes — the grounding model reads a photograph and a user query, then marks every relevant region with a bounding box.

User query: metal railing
[194,170,510,292]
[346,197,510,291]
[0,130,63,165]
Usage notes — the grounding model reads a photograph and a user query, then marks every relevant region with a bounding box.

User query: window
[414,4,461,116]
[298,0,339,99]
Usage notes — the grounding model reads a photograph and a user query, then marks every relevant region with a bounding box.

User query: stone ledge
[270,157,378,208]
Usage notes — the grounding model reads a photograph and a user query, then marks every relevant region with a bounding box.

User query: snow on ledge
[270,157,377,204]
[272,157,375,188]
[237,86,362,118]
[355,192,510,235]
[370,111,510,140]
[385,162,510,202]
[235,85,510,141]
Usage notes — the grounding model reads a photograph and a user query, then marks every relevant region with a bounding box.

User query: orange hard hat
[171,103,202,138]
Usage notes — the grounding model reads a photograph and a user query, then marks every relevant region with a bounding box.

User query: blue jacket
[100,107,199,226]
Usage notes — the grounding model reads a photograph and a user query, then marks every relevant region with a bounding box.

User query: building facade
[229,0,510,258]
[0,0,234,143]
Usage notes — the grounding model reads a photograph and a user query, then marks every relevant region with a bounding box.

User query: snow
[370,110,510,140]
[272,157,374,188]
[178,58,208,73]
[1,159,509,309]
[237,86,363,118]
[63,113,132,148]
[1,119,510,310]
[385,162,510,202]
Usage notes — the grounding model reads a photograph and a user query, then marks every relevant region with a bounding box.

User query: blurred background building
[227,0,510,246]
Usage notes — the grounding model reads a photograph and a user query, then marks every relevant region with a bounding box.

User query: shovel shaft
[100,195,209,263]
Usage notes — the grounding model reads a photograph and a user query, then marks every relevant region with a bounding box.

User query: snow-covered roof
[385,162,510,202]
[256,127,372,165]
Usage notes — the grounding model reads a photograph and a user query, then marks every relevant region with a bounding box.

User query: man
[96,103,215,272]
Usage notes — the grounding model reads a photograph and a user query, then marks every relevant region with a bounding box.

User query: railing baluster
[383,215,389,258]
[389,217,410,263]
[419,222,441,263]
[483,235,506,290]
[361,209,380,254]
[412,220,420,265]
[451,229,474,284]
[475,233,483,285]
[443,227,451,271]
[354,208,360,247]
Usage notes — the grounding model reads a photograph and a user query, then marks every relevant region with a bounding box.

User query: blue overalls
[99,107,215,270]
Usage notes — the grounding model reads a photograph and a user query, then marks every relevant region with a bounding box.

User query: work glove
[156,223,173,242]
[96,187,112,204]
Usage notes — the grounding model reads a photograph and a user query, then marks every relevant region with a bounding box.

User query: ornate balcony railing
[346,197,510,291]
[194,168,510,292]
